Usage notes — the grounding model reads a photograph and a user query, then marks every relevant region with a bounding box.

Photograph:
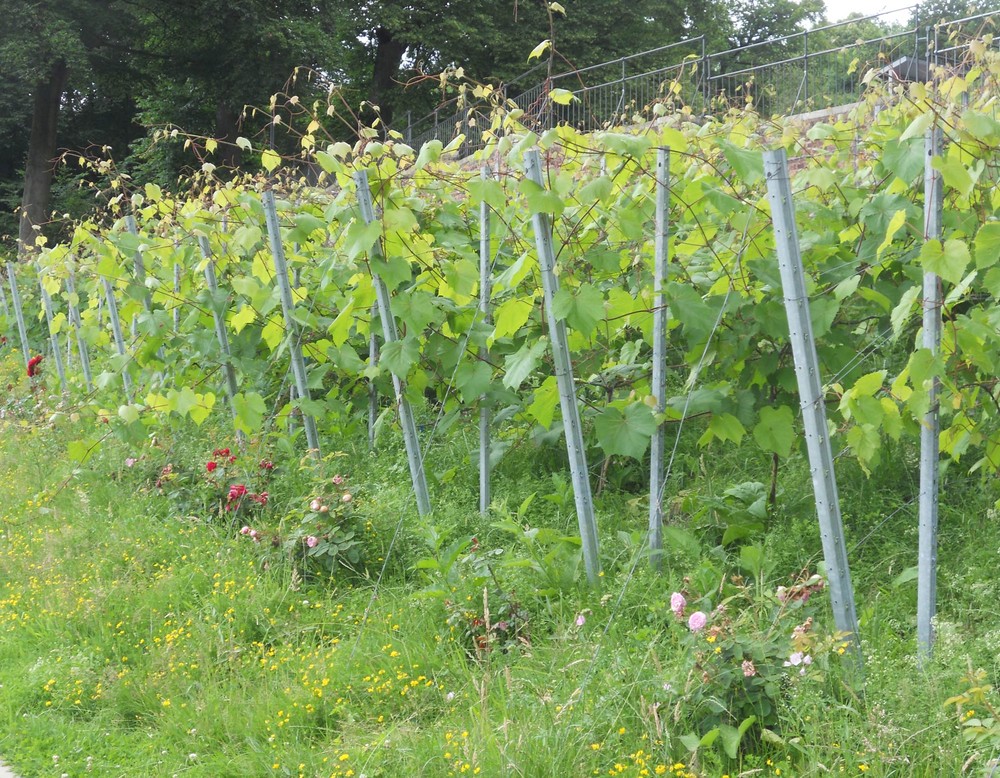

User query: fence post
[37,269,68,393]
[6,262,30,368]
[101,276,132,401]
[198,236,244,439]
[368,302,379,450]
[701,36,710,110]
[763,148,861,658]
[918,126,944,662]
[649,148,670,571]
[803,31,809,106]
[261,189,321,458]
[479,165,493,516]
[354,169,432,516]
[524,149,601,585]
[64,269,93,392]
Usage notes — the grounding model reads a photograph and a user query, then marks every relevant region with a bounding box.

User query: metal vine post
[763,148,861,661]
[524,148,601,586]
[649,147,670,571]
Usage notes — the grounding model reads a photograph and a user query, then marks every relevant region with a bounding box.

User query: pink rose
[687,611,707,632]
[306,535,319,548]
[670,592,686,618]
[239,526,251,536]
[309,499,321,512]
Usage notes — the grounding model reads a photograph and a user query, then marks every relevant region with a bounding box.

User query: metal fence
[404,5,1000,152]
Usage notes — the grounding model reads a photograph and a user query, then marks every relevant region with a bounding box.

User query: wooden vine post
[354,168,432,517]
[261,189,321,458]
[524,149,601,586]
[649,147,670,571]
[763,148,861,659]
[918,126,944,662]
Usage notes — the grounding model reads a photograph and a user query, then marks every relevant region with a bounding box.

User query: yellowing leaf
[205,138,218,154]
[261,148,281,172]
[235,136,252,151]
[549,2,566,14]
[528,39,551,61]
[549,88,576,105]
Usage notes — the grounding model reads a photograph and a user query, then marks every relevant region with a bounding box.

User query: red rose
[26,355,43,377]
[206,461,218,472]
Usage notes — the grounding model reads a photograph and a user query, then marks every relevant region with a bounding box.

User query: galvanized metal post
[198,236,243,435]
[37,269,67,393]
[354,169,432,516]
[368,302,379,450]
[261,189,321,458]
[479,165,493,515]
[763,148,861,654]
[649,148,670,571]
[918,126,944,662]
[0,272,9,319]
[524,149,601,585]
[125,216,150,336]
[173,261,182,333]
[101,277,132,400]
[64,270,93,392]
[6,262,30,368]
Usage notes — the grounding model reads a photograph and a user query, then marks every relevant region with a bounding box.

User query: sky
[820,0,914,24]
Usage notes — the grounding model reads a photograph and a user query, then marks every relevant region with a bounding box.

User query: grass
[0,360,999,777]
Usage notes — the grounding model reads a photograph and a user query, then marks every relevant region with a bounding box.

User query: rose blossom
[206,461,218,472]
[670,592,686,618]
[306,536,319,548]
[240,526,251,536]
[342,493,353,503]
[309,499,322,512]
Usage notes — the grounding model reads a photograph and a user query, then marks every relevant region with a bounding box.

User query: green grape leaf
[493,297,535,341]
[697,413,746,447]
[720,140,763,185]
[233,392,266,434]
[455,361,493,401]
[551,283,604,336]
[753,405,795,458]
[594,403,656,459]
[919,238,970,285]
[503,339,548,389]
[527,375,559,428]
[380,336,421,377]
[974,222,1000,269]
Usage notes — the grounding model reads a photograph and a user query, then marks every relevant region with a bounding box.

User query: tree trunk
[19,59,68,257]
[368,26,407,129]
